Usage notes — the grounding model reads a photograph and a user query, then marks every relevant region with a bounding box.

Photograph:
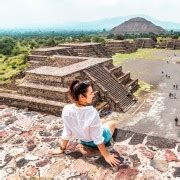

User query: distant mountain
[62,15,180,31]
[1,15,180,32]
[112,17,167,35]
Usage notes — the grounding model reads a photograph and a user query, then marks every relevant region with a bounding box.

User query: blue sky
[0,0,180,28]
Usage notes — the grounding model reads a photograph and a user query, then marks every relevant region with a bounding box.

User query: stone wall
[135,38,156,48]
[105,40,137,55]
[158,39,180,50]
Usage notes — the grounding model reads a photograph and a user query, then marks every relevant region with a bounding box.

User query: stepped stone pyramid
[135,38,156,48]
[28,42,138,66]
[0,55,138,116]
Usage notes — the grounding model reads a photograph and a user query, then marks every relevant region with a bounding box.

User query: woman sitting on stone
[50,80,120,167]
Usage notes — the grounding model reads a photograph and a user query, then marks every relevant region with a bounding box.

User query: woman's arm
[97,143,120,167]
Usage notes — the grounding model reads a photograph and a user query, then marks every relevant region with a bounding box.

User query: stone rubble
[0,104,179,179]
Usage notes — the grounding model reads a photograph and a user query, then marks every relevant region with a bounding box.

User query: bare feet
[48,147,64,156]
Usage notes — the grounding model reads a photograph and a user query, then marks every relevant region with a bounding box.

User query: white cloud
[0,0,180,28]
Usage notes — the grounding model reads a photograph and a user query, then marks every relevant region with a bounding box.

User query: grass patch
[134,81,153,97]
[113,48,172,66]
[0,54,28,85]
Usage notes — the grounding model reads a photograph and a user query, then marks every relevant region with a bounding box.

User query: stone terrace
[58,42,110,58]
[105,40,137,55]
[31,47,75,56]
[0,56,138,115]
[135,38,156,48]
[158,39,180,50]
[28,47,76,65]
[27,41,139,66]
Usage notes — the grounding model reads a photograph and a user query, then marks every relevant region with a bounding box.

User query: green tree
[0,37,16,55]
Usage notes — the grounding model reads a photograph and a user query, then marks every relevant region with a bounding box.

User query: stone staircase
[0,56,138,115]
[92,44,110,58]
[0,72,70,116]
[104,64,138,92]
[31,47,75,56]
[0,90,66,116]
[105,40,137,55]
[27,47,77,65]
[58,43,108,58]
[17,82,70,102]
[85,64,137,112]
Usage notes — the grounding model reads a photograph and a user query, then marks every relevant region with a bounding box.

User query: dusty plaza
[0,44,180,179]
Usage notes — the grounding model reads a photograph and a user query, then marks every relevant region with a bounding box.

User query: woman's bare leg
[103,121,118,136]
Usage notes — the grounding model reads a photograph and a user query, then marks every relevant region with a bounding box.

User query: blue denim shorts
[80,125,112,148]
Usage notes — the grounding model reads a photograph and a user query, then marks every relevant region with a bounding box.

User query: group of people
[173,84,179,89]
[161,71,171,79]
[169,85,179,99]
[169,92,176,99]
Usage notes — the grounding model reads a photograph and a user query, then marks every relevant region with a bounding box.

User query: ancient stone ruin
[0,55,138,116]
[58,43,110,57]
[158,39,180,50]
[105,40,137,55]
[134,38,156,48]
[28,42,137,66]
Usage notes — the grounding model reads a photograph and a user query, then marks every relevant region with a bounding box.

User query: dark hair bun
[70,80,80,95]
[69,80,91,102]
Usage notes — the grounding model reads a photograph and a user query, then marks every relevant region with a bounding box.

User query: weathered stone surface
[173,167,180,178]
[177,145,180,152]
[71,159,97,173]
[0,105,8,109]
[35,159,49,167]
[54,130,63,137]
[113,144,129,155]
[0,104,179,179]
[1,111,12,118]
[39,131,52,136]
[5,116,18,125]
[113,129,134,142]
[146,136,177,149]
[25,166,38,176]
[46,160,65,177]
[27,140,36,151]
[66,151,83,159]
[41,137,56,142]
[94,169,114,180]
[0,131,8,138]
[165,149,178,162]
[16,158,28,168]
[129,133,146,145]
[129,154,141,167]
[0,153,12,168]
[7,174,21,180]
[150,158,168,172]
[140,170,162,179]
[115,167,139,179]
[139,147,155,159]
